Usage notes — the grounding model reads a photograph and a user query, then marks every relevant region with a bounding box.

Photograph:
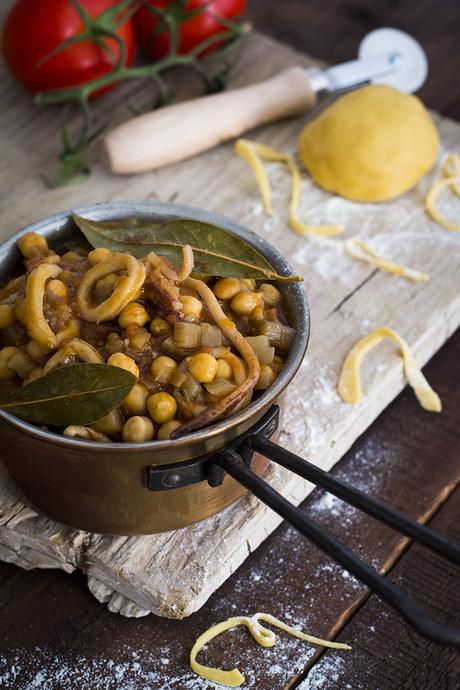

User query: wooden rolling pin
[102,28,426,174]
[103,67,315,174]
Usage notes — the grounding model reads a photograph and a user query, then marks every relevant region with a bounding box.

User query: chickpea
[107,352,139,379]
[122,416,154,442]
[255,364,276,390]
[119,302,150,329]
[88,247,112,266]
[181,295,202,320]
[188,352,218,383]
[213,277,243,300]
[0,346,18,378]
[150,355,177,383]
[157,419,182,440]
[147,391,177,424]
[13,296,27,326]
[150,316,171,337]
[46,279,68,301]
[250,306,265,324]
[230,291,262,316]
[17,232,48,259]
[259,283,281,307]
[105,332,125,356]
[123,383,150,415]
[241,279,257,291]
[92,409,123,436]
[215,358,233,380]
[0,304,15,329]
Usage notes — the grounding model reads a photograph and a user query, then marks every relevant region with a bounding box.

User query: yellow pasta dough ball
[147,391,177,424]
[107,352,139,379]
[298,85,439,202]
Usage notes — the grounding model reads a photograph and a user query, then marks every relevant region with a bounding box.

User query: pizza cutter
[103,27,428,175]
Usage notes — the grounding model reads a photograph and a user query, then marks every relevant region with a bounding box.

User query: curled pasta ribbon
[211,347,247,385]
[344,238,430,282]
[171,277,260,437]
[25,263,62,351]
[442,152,460,196]
[77,252,145,322]
[177,244,194,283]
[235,138,344,237]
[43,338,104,374]
[425,153,460,231]
[338,327,441,412]
[190,612,351,687]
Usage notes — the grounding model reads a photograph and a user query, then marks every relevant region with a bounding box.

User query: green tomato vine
[36,0,246,187]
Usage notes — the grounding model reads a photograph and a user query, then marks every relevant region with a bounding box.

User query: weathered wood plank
[0,16,460,622]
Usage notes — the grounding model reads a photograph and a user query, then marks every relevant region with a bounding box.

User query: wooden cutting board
[1,25,460,620]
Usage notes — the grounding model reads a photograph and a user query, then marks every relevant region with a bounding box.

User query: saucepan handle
[214,446,460,648]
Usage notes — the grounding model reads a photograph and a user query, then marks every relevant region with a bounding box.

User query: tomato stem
[34,0,246,187]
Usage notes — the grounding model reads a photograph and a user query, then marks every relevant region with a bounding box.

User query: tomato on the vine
[2,0,135,93]
[134,0,246,59]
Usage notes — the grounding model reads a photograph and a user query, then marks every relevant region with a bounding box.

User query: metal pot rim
[0,200,310,453]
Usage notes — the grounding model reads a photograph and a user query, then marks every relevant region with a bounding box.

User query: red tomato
[134,0,246,59]
[2,0,135,93]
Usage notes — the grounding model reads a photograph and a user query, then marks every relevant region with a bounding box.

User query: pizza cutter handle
[102,66,316,174]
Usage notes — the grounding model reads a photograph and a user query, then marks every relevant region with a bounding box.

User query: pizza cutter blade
[307,27,428,95]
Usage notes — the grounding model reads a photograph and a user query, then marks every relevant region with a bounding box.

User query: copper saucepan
[0,201,309,535]
[2,202,460,647]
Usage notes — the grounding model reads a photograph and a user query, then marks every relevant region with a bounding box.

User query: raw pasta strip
[442,152,460,196]
[338,327,441,412]
[235,139,344,237]
[190,612,351,687]
[425,152,460,231]
[344,238,430,282]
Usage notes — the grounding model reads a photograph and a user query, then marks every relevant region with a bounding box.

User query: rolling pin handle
[103,66,316,174]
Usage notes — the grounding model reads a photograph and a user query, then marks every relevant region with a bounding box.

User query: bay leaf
[72,214,302,282]
[0,363,135,427]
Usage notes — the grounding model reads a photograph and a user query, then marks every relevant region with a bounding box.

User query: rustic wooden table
[1,2,460,689]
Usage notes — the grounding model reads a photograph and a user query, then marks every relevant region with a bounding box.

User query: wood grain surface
[1,23,460,625]
[0,0,460,688]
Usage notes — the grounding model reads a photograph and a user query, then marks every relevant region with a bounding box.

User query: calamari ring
[25,263,62,351]
[43,338,104,374]
[77,253,146,323]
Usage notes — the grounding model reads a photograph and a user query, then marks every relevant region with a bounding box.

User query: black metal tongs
[148,405,460,647]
